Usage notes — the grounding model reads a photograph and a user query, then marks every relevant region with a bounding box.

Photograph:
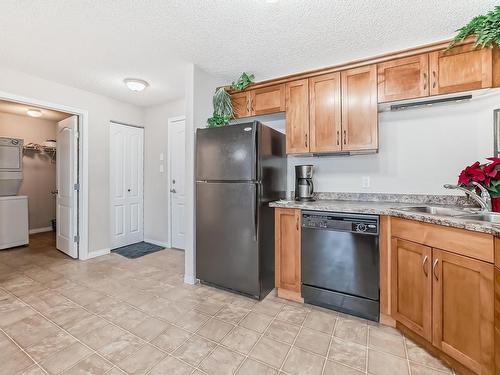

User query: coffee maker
[295,165,314,201]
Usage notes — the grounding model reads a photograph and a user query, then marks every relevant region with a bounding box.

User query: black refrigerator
[196,121,286,299]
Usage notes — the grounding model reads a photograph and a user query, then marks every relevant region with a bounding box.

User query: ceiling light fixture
[26,109,42,117]
[124,78,149,92]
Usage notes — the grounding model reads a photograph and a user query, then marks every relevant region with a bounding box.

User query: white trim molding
[85,248,111,260]
[29,227,53,235]
[144,239,170,248]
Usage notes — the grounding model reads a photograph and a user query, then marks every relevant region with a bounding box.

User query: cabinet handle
[432,259,439,280]
[296,216,299,231]
[247,99,251,114]
[423,72,427,90]
[432,71,437,89]
[422,255,428,276]
[343,130,347,145]
[250,98,254,113]
[336,130,340,146]
[304,134,308,148]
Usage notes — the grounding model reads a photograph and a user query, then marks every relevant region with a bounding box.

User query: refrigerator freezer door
[196,123,257,181]
[196,181,260,297]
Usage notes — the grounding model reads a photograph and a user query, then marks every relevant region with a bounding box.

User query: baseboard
[144,238,170,248]
[184,274,197,285]
[29,227,53,234]
[84,248,110,260]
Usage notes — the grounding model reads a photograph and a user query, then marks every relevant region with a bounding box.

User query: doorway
[109,122,144,249]
[168,116,186,250]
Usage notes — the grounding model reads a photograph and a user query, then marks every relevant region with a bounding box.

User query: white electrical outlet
[159,165,164,173]
[362,176,370,188]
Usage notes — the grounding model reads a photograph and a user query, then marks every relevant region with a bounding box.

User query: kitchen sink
[455,213,500,223]
[396,206,474,217]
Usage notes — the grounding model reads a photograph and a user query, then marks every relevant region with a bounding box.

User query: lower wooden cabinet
[274,208,302,302]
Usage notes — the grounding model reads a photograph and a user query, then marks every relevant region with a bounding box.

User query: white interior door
[56,116,78,258]
[110,123,144,249]
[169,118,186,249]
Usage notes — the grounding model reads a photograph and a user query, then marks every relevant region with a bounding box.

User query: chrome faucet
[444,182,492,212]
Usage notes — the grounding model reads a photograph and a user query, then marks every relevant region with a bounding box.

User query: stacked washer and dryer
[0,137,29,249]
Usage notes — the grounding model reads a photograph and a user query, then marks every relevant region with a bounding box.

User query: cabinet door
[432,249,494,375]
[231,91,251,118]
[341,65,378,151]
[250,84,285,116]
[377,54,429,102]
[309,73,342,153]
[391,238,432,341]
[285,79,310,154]
[429,44,493,95]
[275,208,301,295]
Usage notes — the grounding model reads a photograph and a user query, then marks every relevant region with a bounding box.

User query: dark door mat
[112,242,165,259]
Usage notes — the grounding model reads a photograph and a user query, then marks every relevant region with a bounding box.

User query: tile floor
[0,232,454,375]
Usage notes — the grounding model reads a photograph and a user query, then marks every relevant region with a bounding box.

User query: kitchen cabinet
[341,65,378,151]
[251,84,285,116]
[275,208,302,302]
[495,268,500,375]
[285,79,310,154]
[309,73,342,152]
[432,249,494,375]
[391,238,432,341]
[429,44,493,95]
[377,54,429,102]
[231,91,251,118]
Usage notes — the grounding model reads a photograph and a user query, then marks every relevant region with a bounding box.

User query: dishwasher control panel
[302,211,379,235]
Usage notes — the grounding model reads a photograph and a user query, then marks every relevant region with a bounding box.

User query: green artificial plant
[448,6,500,49]
[207,72,255,128]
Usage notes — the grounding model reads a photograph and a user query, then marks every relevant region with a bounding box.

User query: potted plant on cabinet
[449,6,500,49]
[458,158,500,212]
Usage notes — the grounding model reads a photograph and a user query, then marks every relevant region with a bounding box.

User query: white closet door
[56,116,78,258]
[169,118,186,249]
[110,123,144,248]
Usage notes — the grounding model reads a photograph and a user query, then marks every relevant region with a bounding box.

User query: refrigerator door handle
[253,183,259,242]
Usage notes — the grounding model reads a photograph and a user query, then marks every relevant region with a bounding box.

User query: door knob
[51,190,58,195]
[127,189,131,192]
[170,188,176,193]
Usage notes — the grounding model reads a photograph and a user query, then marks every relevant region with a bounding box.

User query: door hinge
[74,183,80,191]
[73,235,79,243]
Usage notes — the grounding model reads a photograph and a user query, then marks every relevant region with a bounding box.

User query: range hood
[378,88,500,113]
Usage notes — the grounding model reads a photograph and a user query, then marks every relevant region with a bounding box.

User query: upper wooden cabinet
[341,65,378,151]
[391,238,432,341]
[429,44,493,95]
[378,54,429,102]
[432,249,494,375]
[250,84,285,116]
[231,91,251,118]
[275,208,302,302]
[309,73,342,153]
[285,79,310,154]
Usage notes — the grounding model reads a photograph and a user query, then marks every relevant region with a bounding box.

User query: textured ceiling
[0,100,71,121]
[0,1,496,107]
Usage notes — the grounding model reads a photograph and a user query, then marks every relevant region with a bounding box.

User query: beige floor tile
[4,314,60,348]
[239,311,273,333]
[61,353,112,375]
[116,344,166,374]
[237,358,278,375]
[334,318,368,346]
[26,330,76,362]
[199,345,245,375]
[19,365,47,375]
[252,299,284,317]
[283,347,325,375]
[250,336,290,368]
[368,328,406,358]
[276,305,308,325]
[405,340,452,373]
[79,323,125,350]
[151,324,191,353]
[328,337,367,371]
[66,314,108,339]
[294,327,331,356]
[323,360,364,375]
[197,318,234,342]
[40,342,93,374]
[149,355,194,375]
[0,333,36,374]
[215,305,251,324]
[222,326,260,354]
[409,362,452,375]
[100,367,126,375]
[110,306,149,331]
[303,309,337,334]
[194,300,224,315]
[173,335,216,366]
[97,332,145,363]
[129,316,169,341]
[0,300,37,328]
[175,309,211,332]
[264,319,300,344]
[368,349,409,375]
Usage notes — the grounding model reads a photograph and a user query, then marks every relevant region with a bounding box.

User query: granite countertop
[270,194,499,235]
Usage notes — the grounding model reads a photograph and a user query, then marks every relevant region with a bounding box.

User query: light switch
[159,164,164,173]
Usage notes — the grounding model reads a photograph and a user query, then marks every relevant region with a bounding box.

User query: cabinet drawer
[391,218,494,263]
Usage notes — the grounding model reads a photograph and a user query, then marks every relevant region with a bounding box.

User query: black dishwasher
[301,211,380,321]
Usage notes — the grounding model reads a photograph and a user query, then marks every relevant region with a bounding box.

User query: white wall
[287,92,498,195]
[184,64,226,284]
[143,99,185,246]
[0,67,143,256]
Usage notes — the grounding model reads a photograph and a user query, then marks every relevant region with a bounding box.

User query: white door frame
[109,121,145,249]
[0,90,90,260]
[167,116,186,249]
